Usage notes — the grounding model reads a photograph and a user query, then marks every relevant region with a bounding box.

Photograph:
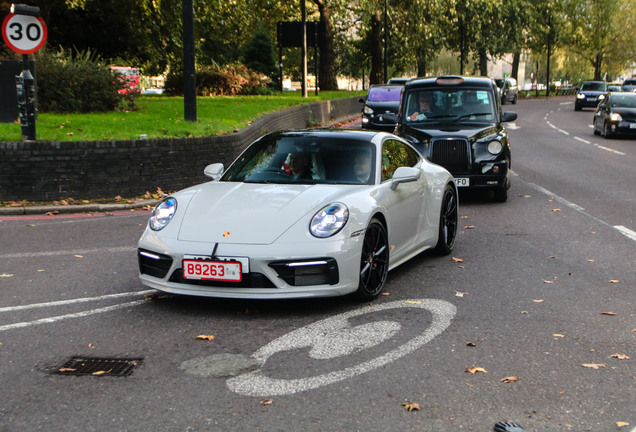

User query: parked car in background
[394,75,517,202]
[593,91,636,138]
[607,83,622,92]
[494,77,518,104]
[575,81,607,110]
[359,84,403,131]
[621,79,636,92]
[138,129,458,301]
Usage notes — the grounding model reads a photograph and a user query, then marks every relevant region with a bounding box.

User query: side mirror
[381,113,399,123]
[204,163,224,180]
[501,111,517,122]
[358,97,366,103]
[390,167,421,190]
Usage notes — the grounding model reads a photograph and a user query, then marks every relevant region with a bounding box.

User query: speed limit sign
[2,13,47,54]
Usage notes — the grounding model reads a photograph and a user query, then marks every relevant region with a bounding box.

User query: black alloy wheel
[354,219,389,301]
[434,184,458,255]
[593,118,600,135]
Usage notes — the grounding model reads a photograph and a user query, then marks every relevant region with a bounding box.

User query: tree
[242,27,278,82]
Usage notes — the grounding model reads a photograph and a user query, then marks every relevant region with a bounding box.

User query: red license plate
[182,260,242,282]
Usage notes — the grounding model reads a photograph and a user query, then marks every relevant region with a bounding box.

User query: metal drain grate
[53,357,143,377]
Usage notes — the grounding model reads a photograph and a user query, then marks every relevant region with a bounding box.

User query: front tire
[353,219,389,301]
[433,184,458,255]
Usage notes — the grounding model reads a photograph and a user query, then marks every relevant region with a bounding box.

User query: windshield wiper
[452,112,492,122]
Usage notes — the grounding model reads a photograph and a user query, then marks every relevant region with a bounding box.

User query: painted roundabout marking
[226,299,456,397]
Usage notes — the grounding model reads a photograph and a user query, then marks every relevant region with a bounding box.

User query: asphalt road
[0,97,634,432]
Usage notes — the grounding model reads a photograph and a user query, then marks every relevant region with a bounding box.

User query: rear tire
[353,219,389,301]
[433,184,458,255]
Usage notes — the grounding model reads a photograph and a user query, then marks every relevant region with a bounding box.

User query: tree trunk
[511,51,520,80]
[313,0,338,90]
[593,52,603,81]
[478,47,488,76]
[369,12,384,84]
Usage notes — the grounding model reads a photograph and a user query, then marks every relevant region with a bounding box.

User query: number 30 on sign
[2,13,47,54]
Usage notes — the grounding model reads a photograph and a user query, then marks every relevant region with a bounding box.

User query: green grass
[0,91,365,142]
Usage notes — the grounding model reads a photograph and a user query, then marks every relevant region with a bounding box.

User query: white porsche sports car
[138,129,458,301]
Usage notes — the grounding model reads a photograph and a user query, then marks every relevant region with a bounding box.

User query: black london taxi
[393,75,517,202]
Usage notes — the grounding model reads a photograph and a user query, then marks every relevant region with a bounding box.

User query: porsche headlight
[310,203,349,238]
[149,197,177,231]
[363,106,374,115]
[610,112,622,122]
[487,140,503,155]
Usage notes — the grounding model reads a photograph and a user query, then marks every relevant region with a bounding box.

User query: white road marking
[0,290,155,313]
[526,182,636,243]
[614,226,636,242]
[0,299,147,332]
[574,136,591,144]
[227,299,456,396]
[0,246,135,259]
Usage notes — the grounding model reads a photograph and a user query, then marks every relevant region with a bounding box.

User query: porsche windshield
[221,136,376,185]
[404,88,497,123]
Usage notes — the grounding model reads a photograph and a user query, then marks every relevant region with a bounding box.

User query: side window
[381,140,419,181]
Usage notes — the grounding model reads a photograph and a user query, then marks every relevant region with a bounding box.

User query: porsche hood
[176,182,347,244]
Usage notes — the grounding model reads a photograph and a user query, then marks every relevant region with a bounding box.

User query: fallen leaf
[260,400,273,406]
[74,255,84,258]
[92,369,112,375]
[466,366,487,374]
[611,354,630,360]
[587,259,595,262]
[601,312,617,316]
[500,376,518,383]
[455,292,469,297]
[401,402,420,412]
[36,269,45,272]
[616,422,629,428]
[196,335,215,341]
[608,280,620,284]
[552,208,561,212]
[533,299,544,303]
[144,293,158,300]
[464,225,475,229]
[581,363,606,369]
[465,342,476,347]
[405,300,422,305]
[45,211,59,216]
[452,257,464,263]
[58,368,76,372]
[543,280,554,284]
[553,334,565,338]
[0,273,15,278]
[381,292,390,296]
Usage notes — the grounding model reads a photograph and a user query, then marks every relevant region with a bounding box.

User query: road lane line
[574,136,591,144]
[0,299,147,332]
[614,226,636,242]
[526,182,636,243]
[0,290,155,313]
[0,246,136,259]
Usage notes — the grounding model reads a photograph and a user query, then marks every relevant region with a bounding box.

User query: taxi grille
[430,138,470,172]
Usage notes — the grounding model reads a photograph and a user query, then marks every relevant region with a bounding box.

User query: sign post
[2,4,47,141]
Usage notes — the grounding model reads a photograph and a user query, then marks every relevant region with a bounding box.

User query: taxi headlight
[363,106,374,115]
[576,93,585,99]
[310,203,349,238]
[487,140,503,155]
[149,197,177,231]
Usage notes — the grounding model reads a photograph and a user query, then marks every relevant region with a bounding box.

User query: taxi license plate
[454,178,469,187]
[182,260,242,281]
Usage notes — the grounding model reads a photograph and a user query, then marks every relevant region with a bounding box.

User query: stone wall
[0,97,361,201]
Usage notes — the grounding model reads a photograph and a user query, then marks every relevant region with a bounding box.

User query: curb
[0,200,160,216]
